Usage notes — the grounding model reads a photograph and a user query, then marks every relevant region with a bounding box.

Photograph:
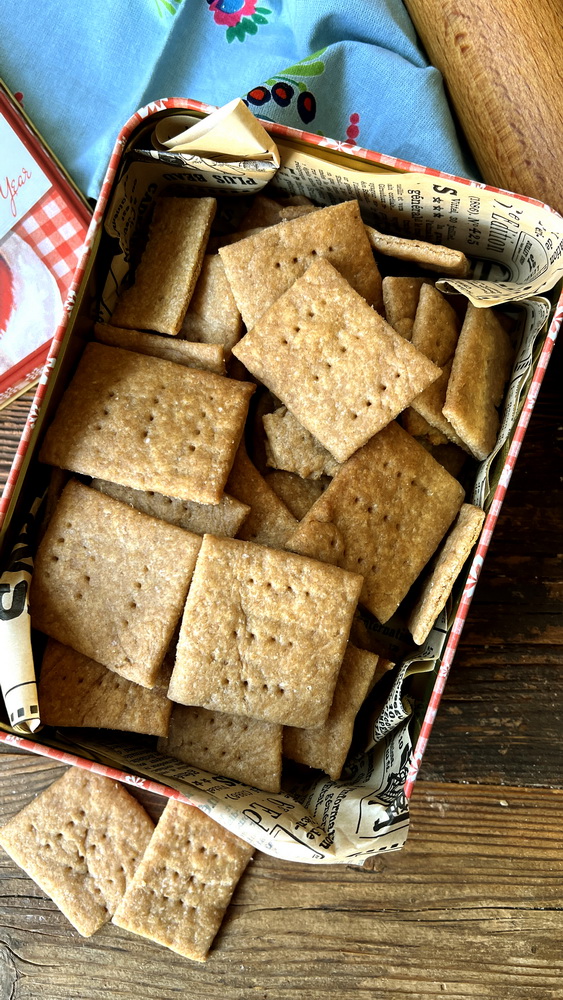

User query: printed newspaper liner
[0,99,562,864]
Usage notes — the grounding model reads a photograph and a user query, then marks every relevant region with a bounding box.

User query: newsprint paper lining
[1,99,562,864]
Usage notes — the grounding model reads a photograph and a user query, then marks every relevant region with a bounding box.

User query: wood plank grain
[1,751,562,1000]
[404,0,563,214]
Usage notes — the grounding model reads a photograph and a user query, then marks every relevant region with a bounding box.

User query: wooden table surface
[0,327,562,999]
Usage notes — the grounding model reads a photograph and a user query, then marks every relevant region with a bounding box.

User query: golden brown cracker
[381,276,429,340]
[91,478,249,538]
[264,470,329,520]
[159,705,282,792]
[287,421,465,623]
[179,255,242,353]
[263,406,340,479]
[39,639,172,736]
[226,443,298,548]
[168,534,363,728]
[219,200,383,328]
[31,480,201,688]
[233,259,440,463]
[365,226,471,276]
[283,644,380,779]
[39,343,254,505]
[408,503,486,645]
[111,197,216,335]
[0,768,154,937]
[112,800,253,961]
[94,322,226,374]
[410,283,461,366]
[443,303,513,460]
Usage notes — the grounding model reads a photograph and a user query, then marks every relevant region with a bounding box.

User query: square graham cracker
[110,197,216,336]
[39,638,173,737]
[30,480,201,687]
[0,768,154,937]
[443,303,513,460]
[233,258,440,463]
[112,799,254,961]
[219,200,383,329]
[408,503,486,645]
[180,255,242,352]
[410,283,461,366]
[39,343,254,505]
[91,478,249,539]
[287,421,465,623]
[283,644,380,780]
[159,704,282,793]
[168,534,363,728]
[94,323,225,375]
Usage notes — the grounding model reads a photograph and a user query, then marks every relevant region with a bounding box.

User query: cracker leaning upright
[110,197,216,336]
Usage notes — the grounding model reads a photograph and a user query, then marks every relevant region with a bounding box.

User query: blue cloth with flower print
[0,0,477,199]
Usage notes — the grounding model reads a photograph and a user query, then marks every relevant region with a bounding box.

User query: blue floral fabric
[0,0,477,199]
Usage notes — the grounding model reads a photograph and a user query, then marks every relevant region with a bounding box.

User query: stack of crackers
[4,191,513,957]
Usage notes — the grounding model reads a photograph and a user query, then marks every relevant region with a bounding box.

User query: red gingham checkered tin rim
[1,97,561,808]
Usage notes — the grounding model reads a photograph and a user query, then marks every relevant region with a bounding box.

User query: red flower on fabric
[208,0,257,26]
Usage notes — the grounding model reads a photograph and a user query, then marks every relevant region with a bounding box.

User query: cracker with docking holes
[233,258,441,463]
[39,343,254,505]
[111,197,216,335]
[112,800,253,962]
[91,478,249,539]
[408,503,486,645]
[0,768,154,937]
[94,322,225,375]
[287,421,465,624]
[168,534,363,728]
[283,644,380,780]
[39,638,173,737]
[31,481,201,688]
[219,200,383,328]
[159,705,282,793]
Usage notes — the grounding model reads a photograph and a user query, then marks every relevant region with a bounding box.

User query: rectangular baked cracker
[31,480,201,687]
[0,768,154,937]
[94,322,226,375]
[226,443,298,548]
[112,799,254,962]
[410,361,469,450]
[219,200,383,328]
[233,258,441,463]
[168,534,363,728]
[265,470,329,521]
[287,421,465,624]
[410,283,461,366]
[110,197,216,335]
[39,638,173,737]
[365,226,471,277]
[91,478,249,539]
[382,276,429,340]
[263,406,340,480]
[179,255,242,353]
[443,303,513,460]
[39,342,254,505]
[158,704,282,793]
[408,503,486,645]
[283,644,380,780]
